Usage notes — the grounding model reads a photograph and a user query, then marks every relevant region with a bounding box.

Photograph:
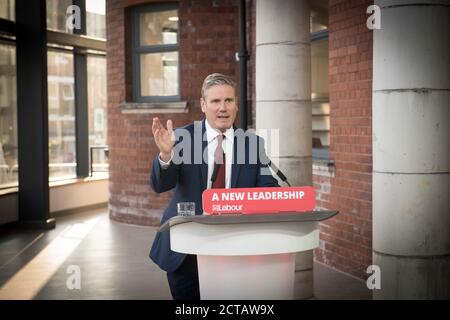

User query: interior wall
[0,179,108,225]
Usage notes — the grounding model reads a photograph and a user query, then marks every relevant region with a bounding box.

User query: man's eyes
[210,99,234,103]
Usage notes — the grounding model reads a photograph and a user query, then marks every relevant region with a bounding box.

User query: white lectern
[159,211,338,300]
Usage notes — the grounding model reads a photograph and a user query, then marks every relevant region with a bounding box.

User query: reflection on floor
[0,208,371,300]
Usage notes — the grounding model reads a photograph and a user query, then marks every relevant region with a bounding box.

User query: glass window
[311,4,329,158]
[139,9,178,46]
[133,4,179,102]
[310,3,328,33]
[87,55,108,174]
[140,52,179,97]
[0,44,17,188]
[47,50,76,181]
[0,0,15,21]
[312,39,329,101]
[86,0,106,39]
[311,38,329,152]
[46,0,74,34]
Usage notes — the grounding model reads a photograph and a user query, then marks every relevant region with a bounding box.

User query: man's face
[200,84,238,132]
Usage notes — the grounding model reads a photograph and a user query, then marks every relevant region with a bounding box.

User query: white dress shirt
[159,119,234,189]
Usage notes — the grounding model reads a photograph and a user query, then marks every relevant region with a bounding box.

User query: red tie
[212,134,225,189]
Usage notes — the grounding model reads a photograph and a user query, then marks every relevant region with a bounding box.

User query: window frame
[46,47,77,181]
[86,53,108,176]
[0,0,17,189]
[0,0,107,190]
[131,3,180,103]
[0,41,17,189]
[48,0,106,179]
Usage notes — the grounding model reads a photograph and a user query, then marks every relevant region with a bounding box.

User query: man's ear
[200,98,206,113]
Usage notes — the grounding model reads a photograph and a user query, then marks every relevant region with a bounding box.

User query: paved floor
[0,208,371,300]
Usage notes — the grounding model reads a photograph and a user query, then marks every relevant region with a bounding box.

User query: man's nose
[218,102,227,111]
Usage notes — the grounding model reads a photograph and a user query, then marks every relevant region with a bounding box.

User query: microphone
[262,154,291,187]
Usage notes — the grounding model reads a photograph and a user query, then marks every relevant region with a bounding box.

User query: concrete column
[373,0,450,299]
[255,0,313,299]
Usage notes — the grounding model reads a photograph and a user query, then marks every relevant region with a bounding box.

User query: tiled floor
[0,208,371,300]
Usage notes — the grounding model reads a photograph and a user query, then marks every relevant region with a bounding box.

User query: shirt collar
[205,119,234,143]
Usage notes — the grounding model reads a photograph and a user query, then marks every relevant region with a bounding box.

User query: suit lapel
[231,134,240,188]
[196,120,208,190]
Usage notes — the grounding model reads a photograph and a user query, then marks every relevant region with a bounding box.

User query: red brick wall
[106,0,239,225]
[314,0,373,279]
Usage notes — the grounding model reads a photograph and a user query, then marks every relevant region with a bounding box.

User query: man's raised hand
[152,117,175,162]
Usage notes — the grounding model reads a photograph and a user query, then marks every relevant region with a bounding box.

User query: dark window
[132,3,180,102]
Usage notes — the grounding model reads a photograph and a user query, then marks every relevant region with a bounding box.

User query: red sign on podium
[202,187,316,215]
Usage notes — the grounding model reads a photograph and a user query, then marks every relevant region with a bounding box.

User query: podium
[159,211,338,300]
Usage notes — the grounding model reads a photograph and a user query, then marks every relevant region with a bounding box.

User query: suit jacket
[149,120,279,272]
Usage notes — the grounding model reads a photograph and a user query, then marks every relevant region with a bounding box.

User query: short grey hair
[201,73,237,100]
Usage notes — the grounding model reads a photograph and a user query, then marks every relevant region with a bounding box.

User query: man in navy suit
[149,73,279,300]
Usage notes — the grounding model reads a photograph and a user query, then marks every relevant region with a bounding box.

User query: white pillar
[256,0,313,299]
[373,0,450,299]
